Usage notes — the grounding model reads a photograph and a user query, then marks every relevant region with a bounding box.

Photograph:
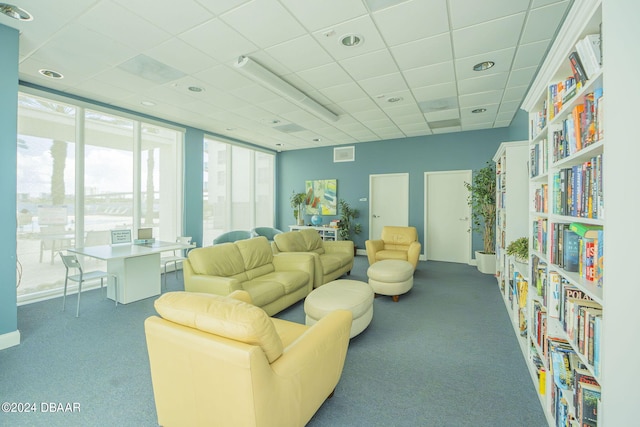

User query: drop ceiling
[3,0,571,151]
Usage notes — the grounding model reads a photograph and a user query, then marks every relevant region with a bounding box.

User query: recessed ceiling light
[0,3,32,21]
[386,96,403,103]
[141,100,156,107]
[472,108,487,113]
[188,86,204,92]
[340,34,363,47]
[472,61,495,71]
[38,69,63,79]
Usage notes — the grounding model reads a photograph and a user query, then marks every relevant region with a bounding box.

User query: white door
[369,173,409,240]
[424,170,471,263]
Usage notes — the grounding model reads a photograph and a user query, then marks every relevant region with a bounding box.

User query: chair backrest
[60,253,82,272]
[381,226,418,249]
[212,230,252,245]
[251,227,283,240]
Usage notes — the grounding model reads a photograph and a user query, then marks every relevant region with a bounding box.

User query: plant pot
[475,251,496,275]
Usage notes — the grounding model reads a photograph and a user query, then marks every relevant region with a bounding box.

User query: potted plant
[290,192,307,226]
[464,161,496,274]
[507,237,529,263]
[337,199,362,247]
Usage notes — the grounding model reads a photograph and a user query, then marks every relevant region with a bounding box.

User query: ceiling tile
[115,0,213,35]
[278,0,367,32]
[459,90,503,108]
[403,61,455,89]
[411,82,457,103]
[296,63,353,90]
[521,1,570,44]
[220,0,306,48]
[358,72,408,97]
[452,13,526,58]
[78,2,172,51]
[458,72,509,95]
[373,0,449,46]
[179,18,258,63]
[512,39,550,70]
[391,33,452,70]
[449,0,529,29]
[340,49,399,81]
[145,38,219,75]
[266,35,334,72]
[194,0,252,15]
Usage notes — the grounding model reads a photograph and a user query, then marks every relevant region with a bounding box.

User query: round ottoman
[367,259,414,302]
[304,279,374,338]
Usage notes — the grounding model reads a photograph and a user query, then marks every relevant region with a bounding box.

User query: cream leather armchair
[145,290,352,427]
[365,226,421,270]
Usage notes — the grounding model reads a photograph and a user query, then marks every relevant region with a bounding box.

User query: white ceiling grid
[3,0,571,150]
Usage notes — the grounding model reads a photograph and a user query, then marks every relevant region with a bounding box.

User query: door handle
[372,214,380,218]
[459,217,469,221]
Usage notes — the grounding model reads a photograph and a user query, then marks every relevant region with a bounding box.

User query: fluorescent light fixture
[235,56,339,123]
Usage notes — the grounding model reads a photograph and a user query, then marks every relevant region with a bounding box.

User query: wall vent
[334,146,355,163]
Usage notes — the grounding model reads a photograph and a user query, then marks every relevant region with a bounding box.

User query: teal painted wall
[0,24,19,339]
[276,109,529,254]
[184,128,204,248]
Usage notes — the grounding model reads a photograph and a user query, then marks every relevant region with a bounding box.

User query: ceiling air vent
[334,146,355,163]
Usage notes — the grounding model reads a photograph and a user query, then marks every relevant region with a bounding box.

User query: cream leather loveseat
[183,236,314,315]
[145,291,352,427]
[272,229,354,288]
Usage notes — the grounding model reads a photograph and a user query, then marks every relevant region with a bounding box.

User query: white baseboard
[0,330,21,350]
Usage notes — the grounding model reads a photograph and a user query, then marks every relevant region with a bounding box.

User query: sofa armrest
[365,239,384,265]
[272,253,315,288]
[407,241,422,269]
[271,309,352,391]
[323,240,354,255]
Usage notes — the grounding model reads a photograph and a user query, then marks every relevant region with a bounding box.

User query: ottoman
[367,259,414,302]
[304,279,374,338]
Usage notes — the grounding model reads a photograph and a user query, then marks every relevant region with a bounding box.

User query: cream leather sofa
[183,236,314,316]
[272,229,354,288]
[145,291,352,427]
[365,226,422,270]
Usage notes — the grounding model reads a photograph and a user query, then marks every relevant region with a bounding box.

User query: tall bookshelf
[520,0,604,425]
[493,141,529,292]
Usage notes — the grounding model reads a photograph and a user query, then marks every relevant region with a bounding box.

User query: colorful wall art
[305,179,337,215]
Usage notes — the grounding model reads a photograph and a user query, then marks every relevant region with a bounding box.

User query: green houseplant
[337,199,362,242]
[507,237,529,263]
[290,192,307,225]
[464,161,496,274]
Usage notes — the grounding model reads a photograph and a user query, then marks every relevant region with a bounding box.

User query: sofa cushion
[154,292,283,363]
[299,229,325,253]
[274,231,307,252]
[241,280,285,307]
[188,244,246,277]
[235,236,274,271]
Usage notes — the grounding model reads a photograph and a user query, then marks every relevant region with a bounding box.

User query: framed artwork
[305,179,337,215]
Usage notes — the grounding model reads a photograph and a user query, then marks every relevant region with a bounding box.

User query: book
[568,51,587,86]
[562,228,580,272]
[578,382,601,426]
[569,222,603,238]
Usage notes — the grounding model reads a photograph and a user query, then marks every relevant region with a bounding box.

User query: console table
[288,225,341,241]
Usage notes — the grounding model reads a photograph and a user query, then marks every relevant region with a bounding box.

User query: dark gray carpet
[0,257,546,427]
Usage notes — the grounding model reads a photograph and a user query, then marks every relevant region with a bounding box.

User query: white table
[68,241,195,304]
